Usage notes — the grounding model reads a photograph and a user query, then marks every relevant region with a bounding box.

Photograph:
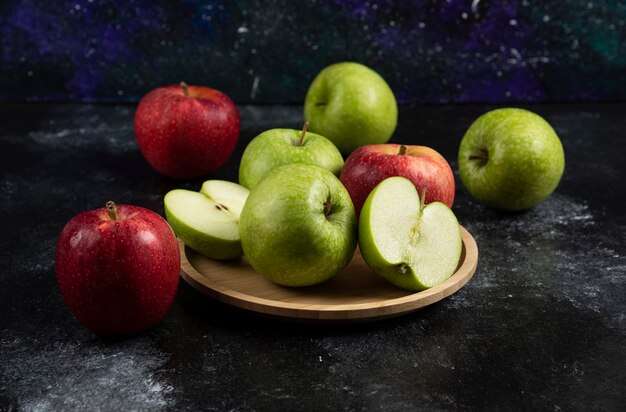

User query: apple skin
[134,83,239,179]
[239,164,357,287]
[458,108,565,211]
[304,62,398,154]
[55,202,180,335]
[340,144,455,217]
[239,126,344,189]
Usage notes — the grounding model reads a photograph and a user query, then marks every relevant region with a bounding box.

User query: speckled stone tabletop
[1,103,624,411]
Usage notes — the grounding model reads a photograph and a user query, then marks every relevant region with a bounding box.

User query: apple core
[359,177,462,291]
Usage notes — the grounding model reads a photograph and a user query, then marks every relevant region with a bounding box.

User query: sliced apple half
[358,176,462,291]
[164,180,250,260]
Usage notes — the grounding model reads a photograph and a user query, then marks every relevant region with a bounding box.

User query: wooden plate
[180,226,478,323]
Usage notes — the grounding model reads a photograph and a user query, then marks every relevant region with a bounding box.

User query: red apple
[55,201,180,335]
[134,82,239,179]
[340,144,455,217]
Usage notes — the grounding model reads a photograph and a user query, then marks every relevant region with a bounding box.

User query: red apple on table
[134,82,239,179]
[55,201,180,335]
[340,144,455,217]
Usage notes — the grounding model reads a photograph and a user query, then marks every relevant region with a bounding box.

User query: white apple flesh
[359,177,462,291]
[164,180,249,260]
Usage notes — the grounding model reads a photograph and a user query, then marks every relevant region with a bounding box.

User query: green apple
[164,180,249,260]
[239,123,344,189]
[239,164,357,287]
[458,108,565,210]
[359,177,462,291]
[304,62,398,154]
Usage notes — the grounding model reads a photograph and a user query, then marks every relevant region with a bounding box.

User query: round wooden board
[180,226,478,323]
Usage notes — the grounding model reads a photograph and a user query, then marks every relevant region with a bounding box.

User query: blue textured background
[1,0,625,103]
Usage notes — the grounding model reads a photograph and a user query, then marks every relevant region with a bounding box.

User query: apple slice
[358,176,462,291]
[164,180,250,260]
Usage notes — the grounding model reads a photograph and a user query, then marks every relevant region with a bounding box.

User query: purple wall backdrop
[1,0,625,103]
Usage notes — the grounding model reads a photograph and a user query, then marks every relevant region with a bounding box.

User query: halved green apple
[164,180,250,260]
[358,176,462,291]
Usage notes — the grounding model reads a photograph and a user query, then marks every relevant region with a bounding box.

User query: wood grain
[180,226,478,323]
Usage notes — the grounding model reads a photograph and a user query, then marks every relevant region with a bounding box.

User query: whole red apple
[340,144,455,217]
[55,201,180,335]
[134,82,239,179]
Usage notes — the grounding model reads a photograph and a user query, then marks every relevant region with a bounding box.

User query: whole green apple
[239,164,357,287]
[458,108,565,210]
[304,62,398,154]
[239,123,344,189]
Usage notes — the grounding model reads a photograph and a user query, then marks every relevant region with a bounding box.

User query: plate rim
[179,226,478,321]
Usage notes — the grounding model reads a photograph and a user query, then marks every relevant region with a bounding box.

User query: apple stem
[106,201,118,221]
[398,145,407,155]
[419,188,427,213]
[297,122,309,146]
[180,82,190,97]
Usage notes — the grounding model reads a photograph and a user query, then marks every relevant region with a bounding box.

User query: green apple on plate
[239,123,344,189]
[458,108,565,211]
[239,164,357,287]
[164,180,250,260]
[304,62,398,154]
[359,177,462,291]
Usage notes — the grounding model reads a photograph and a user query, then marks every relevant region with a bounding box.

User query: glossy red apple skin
[134,83,240,179]
[340,144,455,217]
[55,203,180,335]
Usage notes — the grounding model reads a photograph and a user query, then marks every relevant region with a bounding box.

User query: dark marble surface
[0,103,625,411]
